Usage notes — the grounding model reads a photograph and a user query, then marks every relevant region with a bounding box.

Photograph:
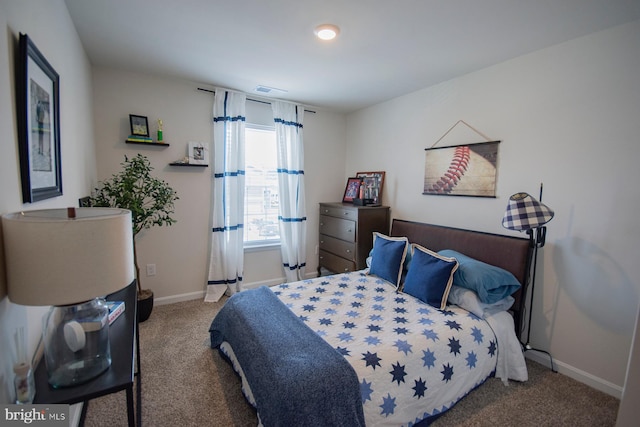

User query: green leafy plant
[90,154,178,298]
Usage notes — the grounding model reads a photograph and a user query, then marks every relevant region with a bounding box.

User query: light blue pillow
[438,249,521,304]
[448,285,515,318]
[403,244,458,309]
[368,233,408,288]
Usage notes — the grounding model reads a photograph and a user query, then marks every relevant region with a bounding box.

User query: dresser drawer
[319,234,356,261]
[319,205,357,221]
[319,215,356,242]
[319,250,356,273]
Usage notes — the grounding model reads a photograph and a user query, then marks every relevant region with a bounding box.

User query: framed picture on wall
[423,141,500,197]
[16,33,62,203]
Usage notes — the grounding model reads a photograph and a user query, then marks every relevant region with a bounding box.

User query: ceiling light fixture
[314,24,340,41]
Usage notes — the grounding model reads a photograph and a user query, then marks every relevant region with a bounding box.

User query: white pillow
[447,285,514,318]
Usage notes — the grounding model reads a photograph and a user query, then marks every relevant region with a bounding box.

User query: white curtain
[272,101,306,282]
[207,89,246,296]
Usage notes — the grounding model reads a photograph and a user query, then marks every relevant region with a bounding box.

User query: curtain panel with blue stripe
[272,101,306,282]
[207,89,246,295]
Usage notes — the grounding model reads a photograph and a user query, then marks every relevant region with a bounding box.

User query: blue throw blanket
[209,286,365,427]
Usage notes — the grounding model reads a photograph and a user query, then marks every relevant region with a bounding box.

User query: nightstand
[33,281,141,426]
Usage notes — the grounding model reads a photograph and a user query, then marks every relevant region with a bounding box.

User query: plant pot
[137,289,154,323]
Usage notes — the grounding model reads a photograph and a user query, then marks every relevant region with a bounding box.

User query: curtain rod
[197,87,316,113]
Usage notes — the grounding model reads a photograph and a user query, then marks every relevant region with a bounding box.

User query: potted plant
[90,154,178,322]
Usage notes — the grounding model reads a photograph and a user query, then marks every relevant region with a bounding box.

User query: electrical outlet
[146,264,156,276]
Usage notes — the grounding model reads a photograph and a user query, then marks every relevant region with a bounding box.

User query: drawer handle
[345,249,351,253]
[347,229,353,232]
[320,240,324,244]
[344,268,349,271]
[320,222,324,226]
[324,209,329,213]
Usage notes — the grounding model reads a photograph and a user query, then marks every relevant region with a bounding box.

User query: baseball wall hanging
[423,120,500,198]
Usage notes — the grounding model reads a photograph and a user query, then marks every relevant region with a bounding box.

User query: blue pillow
[403,244,458,309]
[438,249,521,304]
[368,233,408,288]
[367,244,412,271]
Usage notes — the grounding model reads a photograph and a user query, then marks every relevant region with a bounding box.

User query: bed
[210,219,531,426]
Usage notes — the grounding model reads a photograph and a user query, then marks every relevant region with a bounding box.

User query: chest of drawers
[318,203,390,275]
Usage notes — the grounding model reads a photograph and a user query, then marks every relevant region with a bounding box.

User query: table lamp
[502,184,556,371]
[2,207,135,388]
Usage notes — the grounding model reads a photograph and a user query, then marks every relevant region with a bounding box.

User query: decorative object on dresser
[90,154,179,322]
[355,171,385,205]
[318,202,389,275]
[16,33,62,203]
[1,207,135,387]
[342,177,362,203]
[502,183,556,371]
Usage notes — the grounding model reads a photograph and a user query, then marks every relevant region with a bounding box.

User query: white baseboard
[155,291,205,306]
[155,271,319,305]
[241,276,287,290]
[525,351,623,399]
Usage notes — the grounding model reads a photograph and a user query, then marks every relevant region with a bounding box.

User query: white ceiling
[65,0,640,113]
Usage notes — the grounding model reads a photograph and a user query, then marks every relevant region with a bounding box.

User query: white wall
[0,0,96,403]
[345,20,640,396]
[92,68,348,301]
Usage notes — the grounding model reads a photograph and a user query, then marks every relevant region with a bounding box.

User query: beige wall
[92,68,348,302]
[0,0,96,403]
[345,20,640,397]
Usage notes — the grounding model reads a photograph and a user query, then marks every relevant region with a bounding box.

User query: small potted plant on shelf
[90,154,178,322]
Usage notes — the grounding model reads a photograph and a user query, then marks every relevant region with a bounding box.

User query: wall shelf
[125,140,169,147]
[169,162,208,167]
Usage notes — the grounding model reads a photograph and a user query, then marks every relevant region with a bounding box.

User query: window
[244,124,280,246]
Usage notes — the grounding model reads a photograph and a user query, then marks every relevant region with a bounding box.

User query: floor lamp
[502,184,557,372]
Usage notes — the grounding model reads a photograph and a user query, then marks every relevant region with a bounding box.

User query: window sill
[244,242,281,253]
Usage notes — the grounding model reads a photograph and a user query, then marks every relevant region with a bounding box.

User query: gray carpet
[84,297,620,426]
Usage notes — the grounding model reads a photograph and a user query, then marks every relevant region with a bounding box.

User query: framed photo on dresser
[356,171,385,203]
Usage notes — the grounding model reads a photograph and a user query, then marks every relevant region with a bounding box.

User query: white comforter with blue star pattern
[270,271,502,426]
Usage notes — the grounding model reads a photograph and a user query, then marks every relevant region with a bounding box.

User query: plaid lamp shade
[502,192,554,231]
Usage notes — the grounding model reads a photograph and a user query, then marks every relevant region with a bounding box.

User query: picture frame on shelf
[356,171,385,204]
[16,33,62,203]
[342,177,362,203]
[188,141,209,165]
[129,114,149,137]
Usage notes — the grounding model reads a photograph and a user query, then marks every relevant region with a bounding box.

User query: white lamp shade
[2,208,135,306]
